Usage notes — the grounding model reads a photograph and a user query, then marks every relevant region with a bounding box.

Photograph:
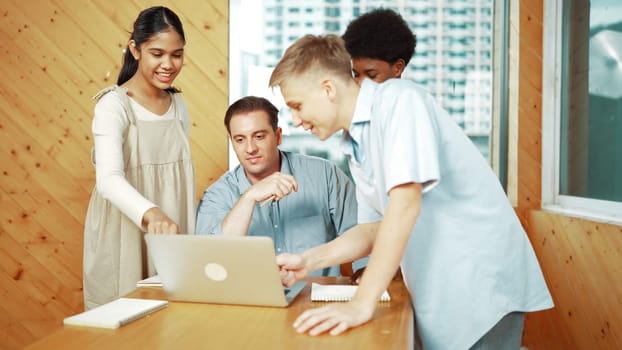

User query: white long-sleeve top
[91,92,191,227]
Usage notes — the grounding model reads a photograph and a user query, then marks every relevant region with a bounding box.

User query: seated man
[196,96,357,276]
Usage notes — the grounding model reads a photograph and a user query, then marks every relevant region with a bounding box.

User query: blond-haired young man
[271,34,553,350]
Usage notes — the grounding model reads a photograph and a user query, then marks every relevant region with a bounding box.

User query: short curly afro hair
[342,8,416,65]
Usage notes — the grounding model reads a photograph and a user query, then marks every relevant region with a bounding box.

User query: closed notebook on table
[63,298,168,329]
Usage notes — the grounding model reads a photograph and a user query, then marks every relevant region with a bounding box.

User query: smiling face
[280,72,344,141]
[130,29,185,91]
[229,110,282,183]
[351,57,405,84]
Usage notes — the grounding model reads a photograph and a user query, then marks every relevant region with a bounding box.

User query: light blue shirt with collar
[341,78,553,349]
[196,150,357,276]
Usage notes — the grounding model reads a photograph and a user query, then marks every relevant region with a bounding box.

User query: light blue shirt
[196,151,357,276]
[341,79,554,349]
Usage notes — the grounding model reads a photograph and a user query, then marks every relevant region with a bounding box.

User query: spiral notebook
[310,283,391,302]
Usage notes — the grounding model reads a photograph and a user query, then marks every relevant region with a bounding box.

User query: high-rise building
[258,0,493,158]
[232,0,493,161]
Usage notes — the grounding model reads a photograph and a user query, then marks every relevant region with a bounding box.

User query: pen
[260,196,275,207]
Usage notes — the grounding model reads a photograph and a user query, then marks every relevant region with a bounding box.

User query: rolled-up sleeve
[195,175,239,235]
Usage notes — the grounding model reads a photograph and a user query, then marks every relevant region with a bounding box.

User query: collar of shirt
[340,79,377,163]
[279,150,294,176]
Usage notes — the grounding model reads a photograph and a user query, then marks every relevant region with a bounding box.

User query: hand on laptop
[142,207,180,234]
[276,253,308,287]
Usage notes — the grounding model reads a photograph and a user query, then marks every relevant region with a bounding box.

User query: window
[542,0,622,224]
[230,0,503,179]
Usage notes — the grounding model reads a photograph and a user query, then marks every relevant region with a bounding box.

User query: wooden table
[25,277,413,350]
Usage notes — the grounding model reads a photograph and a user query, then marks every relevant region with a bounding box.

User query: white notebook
[310,283,391,302]
[63,298,168,329]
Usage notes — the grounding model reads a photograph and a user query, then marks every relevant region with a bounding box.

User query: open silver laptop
[144,233,306,307]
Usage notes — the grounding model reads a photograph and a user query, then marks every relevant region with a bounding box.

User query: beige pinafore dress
[83,86,195,310]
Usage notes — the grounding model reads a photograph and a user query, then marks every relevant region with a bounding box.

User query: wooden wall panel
[516,1,543,212]
[522,211,622,349]
[515,0,622,349]
[2,0,621,349]
[0,1,228,349]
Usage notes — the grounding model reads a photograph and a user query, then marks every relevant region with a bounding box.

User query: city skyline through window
[230,0,494,174]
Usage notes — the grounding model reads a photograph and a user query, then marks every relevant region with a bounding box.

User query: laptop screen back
[144,234,305,307]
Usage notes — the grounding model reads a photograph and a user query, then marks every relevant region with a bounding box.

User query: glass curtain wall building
[231,0,494,173]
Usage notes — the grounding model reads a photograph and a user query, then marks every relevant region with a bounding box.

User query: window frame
[541,0,622,225]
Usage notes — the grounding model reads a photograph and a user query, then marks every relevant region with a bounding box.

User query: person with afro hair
[342,9,417,283]
[342,8,416,84]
